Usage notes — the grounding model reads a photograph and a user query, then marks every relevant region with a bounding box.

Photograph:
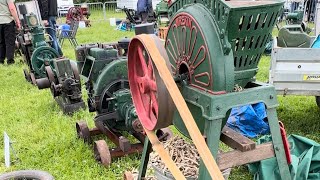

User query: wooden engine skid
[124,0,292,179]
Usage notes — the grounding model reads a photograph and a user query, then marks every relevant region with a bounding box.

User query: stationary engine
[16,4,85,114]
[75,38,171,166]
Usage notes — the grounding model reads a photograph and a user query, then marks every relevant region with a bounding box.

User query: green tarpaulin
[249,134,320,180]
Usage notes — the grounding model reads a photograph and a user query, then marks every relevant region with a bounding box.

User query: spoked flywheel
[128,35,175,131]
[31,46,59,78]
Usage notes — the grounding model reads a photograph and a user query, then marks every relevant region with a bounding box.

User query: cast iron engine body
[74,39,173,167]
[76,41,140,132]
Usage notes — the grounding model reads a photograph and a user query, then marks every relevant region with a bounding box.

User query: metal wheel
[31,46,59,78]
[76,121,92,144]
[36,78,51,89]
[45,66,55,84]
[98,80,129,114]
[128,35,175,130]
[71,62,81,81]
[30,72,37,85]
[123,171,134,180]
[23,69,31,82]
[94,140,111,167]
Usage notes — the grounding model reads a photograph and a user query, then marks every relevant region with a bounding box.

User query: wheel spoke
[149,80,157,92]
[143,95,151,116]
[37,57,44,62]
[137,45,148,75]
[150,92,158,117]
[40,64,44,71]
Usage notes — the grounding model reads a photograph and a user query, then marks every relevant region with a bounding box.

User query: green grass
[1,12,320,179]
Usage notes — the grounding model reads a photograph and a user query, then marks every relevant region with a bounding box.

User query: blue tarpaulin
[226,102,270,138]
[311,35,320,48]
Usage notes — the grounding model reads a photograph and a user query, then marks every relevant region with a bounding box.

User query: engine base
[55,97,86,114]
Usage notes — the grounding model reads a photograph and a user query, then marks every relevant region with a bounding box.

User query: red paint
[128,40,159,130]
[167,12,213,92]
[279,121,292,165]
[176,16,193,28]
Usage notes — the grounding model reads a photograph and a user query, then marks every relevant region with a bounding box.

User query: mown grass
[1,11,320,180]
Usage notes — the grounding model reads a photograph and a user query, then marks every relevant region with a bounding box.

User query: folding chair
[58,20,79,48]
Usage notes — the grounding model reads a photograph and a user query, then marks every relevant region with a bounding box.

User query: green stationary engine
[17,12,59,83]
[17,5,85,114]
[75,39,172,167]
[125,0,293,179]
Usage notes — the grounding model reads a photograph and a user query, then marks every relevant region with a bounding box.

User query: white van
[57,0,74,16]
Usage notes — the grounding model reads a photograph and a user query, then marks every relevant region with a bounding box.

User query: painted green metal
[77,44,139,131]
[31,46,59,78]
[25,13,59,79]
[51,58,86,114]
[155,0,170,27]
[277,10,310,48]
[167,0,283,88]
[137,1,291,179]
[286,10,304,24]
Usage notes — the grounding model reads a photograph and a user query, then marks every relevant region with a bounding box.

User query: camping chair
[124,8,141,24]
[58,20,79,48]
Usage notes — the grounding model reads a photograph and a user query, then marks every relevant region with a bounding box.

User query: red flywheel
[128,35,175,131]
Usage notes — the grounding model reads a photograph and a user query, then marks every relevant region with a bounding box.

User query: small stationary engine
[16,4,85,114]
[75,38,171,167]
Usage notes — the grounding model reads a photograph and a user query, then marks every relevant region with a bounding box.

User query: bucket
[152,163,231,180]
[79,21,86,28]
[110,18,116,26]
[152,164,196,180]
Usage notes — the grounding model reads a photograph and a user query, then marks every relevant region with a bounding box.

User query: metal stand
[136,82,291,180]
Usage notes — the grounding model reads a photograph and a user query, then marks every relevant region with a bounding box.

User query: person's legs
[0,24,6,64]
[141,12,148,23]
[47,16,63,56]
[4,21,15,64]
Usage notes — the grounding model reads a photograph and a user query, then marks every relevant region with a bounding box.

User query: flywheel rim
[128,35,174,131]
[31,46,59,78]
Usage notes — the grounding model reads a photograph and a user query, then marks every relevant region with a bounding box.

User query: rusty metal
[119,136,131,152]
[45,66,55,84]
[123,171,134,180]
[23,69,31,83]
[76,121,92,144]
[132,119,143,133]
[29,72,36,85]
[94,140,111,167]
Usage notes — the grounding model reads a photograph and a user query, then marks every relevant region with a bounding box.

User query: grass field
[1,12,320,180]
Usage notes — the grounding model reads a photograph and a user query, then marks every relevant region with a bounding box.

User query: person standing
[137,0,153,23]
[0,0,21,65]
[38,0,63,56]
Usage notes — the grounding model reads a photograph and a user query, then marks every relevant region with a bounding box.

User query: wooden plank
[217,143,275,170]
[220,126,256,152]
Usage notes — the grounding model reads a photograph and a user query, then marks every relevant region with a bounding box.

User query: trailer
[269,5,320,106]
[269,38,320,105]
